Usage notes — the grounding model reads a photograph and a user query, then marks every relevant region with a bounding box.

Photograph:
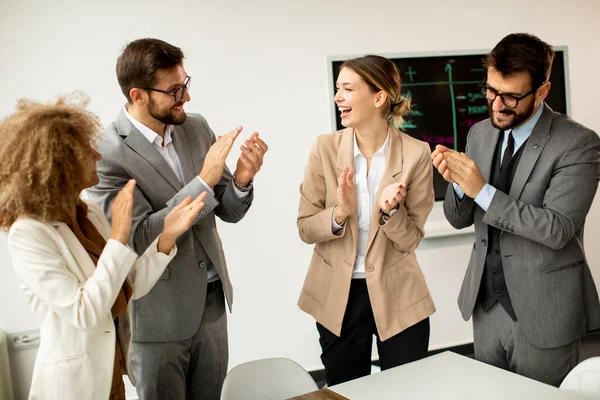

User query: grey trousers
[473,301,579,387]
[129,286,228,400]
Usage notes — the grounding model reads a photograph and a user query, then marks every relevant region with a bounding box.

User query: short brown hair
[341,55,410,127]
[484,33,555,88]
[116,38,185,103]
[0,94,101,229]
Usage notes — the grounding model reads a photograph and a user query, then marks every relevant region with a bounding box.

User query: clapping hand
[110,179,136,245]
[334,167,357,224]
[378,183,406,214]
[199,126,243,188]
[157,192,208,254]
[234,132,269,187]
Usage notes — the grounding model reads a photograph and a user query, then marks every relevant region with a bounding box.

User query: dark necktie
[501,131,515,171]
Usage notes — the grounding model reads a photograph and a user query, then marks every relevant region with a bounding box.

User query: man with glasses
[87,38,268,400]
[432,33,600,386]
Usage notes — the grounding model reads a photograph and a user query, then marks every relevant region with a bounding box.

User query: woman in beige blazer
[0,97,206,400]
[297,55,435,385]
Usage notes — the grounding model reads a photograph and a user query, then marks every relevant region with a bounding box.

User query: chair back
[220,357,318,400]
[560,357,600,399]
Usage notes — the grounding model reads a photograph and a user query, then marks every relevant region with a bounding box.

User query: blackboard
[330,50,568,200]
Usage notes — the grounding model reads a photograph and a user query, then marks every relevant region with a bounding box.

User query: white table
[329,351,587,399]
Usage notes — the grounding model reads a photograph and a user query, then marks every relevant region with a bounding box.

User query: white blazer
[7,199,177,400]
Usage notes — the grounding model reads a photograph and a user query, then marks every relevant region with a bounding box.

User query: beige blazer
[297,127,435,341]
[7,199,176,400]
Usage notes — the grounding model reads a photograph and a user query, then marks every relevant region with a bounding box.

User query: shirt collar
[507,102,544,149]
[123,105,174,147]
[353,129,390,159]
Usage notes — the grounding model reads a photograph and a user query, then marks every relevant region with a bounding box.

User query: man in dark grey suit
[87,38,268,400]
[432,33,600,386]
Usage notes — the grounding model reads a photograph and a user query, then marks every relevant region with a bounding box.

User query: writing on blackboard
[422,134,454,145]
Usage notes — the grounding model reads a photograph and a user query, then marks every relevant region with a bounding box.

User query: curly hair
[0,93,101,229]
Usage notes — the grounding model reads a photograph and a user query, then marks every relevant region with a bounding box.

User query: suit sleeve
[297,137,347,244]
[8,221,137,331]
[80,199,178,300]
[87,157,178,254]
[87,116,251,254]
[443,126,476,228]
[482,129,600,250]
[127,235,177,300]
[379,142,434,252]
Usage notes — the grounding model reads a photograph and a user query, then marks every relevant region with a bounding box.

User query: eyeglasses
[141,76,191,103]
[479,81,541,109]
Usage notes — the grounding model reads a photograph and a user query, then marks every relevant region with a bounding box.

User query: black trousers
[317,279,430,386]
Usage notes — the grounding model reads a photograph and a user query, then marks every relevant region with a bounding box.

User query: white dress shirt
[124,107,185,184]
[333,132,390,279]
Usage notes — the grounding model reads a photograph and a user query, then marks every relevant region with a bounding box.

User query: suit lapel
[509,104,553,198]
[335,128,354,174]
[172,124,195,184]
[85,204,112,239]
[336,128,358,250]
[51,204,116,282]
[479,126,501,184]
[116,111,183,191]
[365,127,404,251]
[52,223,97,280]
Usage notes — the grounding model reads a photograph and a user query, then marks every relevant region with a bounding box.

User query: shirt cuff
[453,183,465,200]
[331,206,344,231]
[196,176,215,196]
[232,183,251,200]
[474,184,496,212]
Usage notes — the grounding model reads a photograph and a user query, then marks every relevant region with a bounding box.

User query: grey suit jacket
[444,104,600,349]
[86,110,253,342]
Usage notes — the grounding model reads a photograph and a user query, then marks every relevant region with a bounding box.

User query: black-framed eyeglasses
[141,76,191,103]
[479,81,541,109]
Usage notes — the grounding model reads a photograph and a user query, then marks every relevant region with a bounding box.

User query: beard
[489,99,536,131]
[147,96,187,126]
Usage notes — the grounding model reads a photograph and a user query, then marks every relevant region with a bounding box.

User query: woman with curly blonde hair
[0,96,207,400]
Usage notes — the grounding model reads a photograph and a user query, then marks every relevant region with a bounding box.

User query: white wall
[1,0,600,397]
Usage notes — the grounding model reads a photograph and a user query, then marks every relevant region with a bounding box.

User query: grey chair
[220,357,319,400]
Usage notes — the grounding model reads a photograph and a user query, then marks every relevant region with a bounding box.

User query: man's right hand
[199,126,243,188]
[334,167,356,224]
[432,144,456,183]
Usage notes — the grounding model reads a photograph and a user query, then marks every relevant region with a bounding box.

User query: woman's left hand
[157,192,208,254]
[378,183,406,214]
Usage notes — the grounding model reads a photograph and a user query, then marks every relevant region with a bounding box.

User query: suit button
[481,239,487,246]
[366,264,374,272]
[200,210,206,215]
[204,205,210,210]
[493,270,499,276]
[494,249,500,255]
[194,226,201,233]
[200,261,206,268]
[452,207,457,213]
[494,289,500,295]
